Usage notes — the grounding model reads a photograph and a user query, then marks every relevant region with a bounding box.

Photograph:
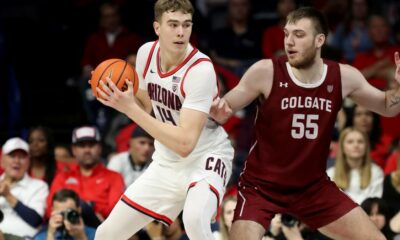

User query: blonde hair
[219,196,237,240]
[392,152,400,188]
[154,0,194,22]
[333,127,372,190]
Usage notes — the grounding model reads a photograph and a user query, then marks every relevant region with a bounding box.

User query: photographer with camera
[265,214,303,240]
[34,189,95,240]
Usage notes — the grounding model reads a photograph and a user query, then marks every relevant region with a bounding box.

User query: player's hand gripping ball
[90,58,139,98]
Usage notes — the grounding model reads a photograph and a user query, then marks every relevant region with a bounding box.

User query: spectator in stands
[54,144,73,163]
[264,213,310,240]
[28,126,57,186]
[107,126,154,187]
[81,2,142,79]
[345,104,394,168]
[383,139,400,174]
[209,0,262,77]
[327,127,384,204]
[80,2,142,137]
[0,137,48,238]
[261,0,296,59]
[47,126,124,227]
[34,189,95,240]
[330,0,372,63]
[361,197,395,239]
[54,144,76,173]
[214,196,237,240]
[382,143,400,218]
[353,14,400,90]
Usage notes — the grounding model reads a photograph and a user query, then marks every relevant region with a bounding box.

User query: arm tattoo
[389,95,400,108]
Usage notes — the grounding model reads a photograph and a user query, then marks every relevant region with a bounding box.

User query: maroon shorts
[233,176,357,229]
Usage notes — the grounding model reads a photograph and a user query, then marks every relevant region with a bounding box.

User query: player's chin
[287,59,300,67]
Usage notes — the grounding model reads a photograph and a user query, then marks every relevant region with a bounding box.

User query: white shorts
[121,141,233,225]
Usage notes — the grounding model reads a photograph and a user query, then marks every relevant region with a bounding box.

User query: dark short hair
[154,0,194,22]
[286,7,329,37]
[131,126,153,139]
[361,197,389,217]
[52,189,80,207]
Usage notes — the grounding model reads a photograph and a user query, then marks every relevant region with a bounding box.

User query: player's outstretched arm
[211,59,273,124]
[342,52,400,117]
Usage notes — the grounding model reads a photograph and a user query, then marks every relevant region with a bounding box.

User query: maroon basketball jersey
[241,56,342,190]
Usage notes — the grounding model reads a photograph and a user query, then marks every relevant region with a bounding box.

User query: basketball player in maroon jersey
[211,7,400,240]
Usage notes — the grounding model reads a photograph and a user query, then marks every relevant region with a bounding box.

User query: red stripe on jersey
[187,182,220,209]
[180,58,212,97]
[121,194,173,225]
[214,69,220,100]
[188,182,197,189]
[157,47,199,78]
[209,184,220,208]
[143,41,158,79]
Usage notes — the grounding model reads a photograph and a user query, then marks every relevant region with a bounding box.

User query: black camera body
[281,214,298,227]
[57,208,81,239]
[62,208,80,224]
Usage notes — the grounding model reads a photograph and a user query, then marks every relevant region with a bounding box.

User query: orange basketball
[90,58,139,98]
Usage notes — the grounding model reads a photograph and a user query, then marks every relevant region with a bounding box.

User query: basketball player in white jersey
[94,0,234,239]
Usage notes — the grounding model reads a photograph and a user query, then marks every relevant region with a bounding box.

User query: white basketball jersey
[136,41,230,165]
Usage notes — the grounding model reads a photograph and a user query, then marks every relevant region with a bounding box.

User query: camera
[57,208,81,239]
[62,208,80,224]
[281,214,298,227]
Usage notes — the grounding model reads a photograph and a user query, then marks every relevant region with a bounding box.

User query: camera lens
[281,214,298,227]
[64,209,80,224]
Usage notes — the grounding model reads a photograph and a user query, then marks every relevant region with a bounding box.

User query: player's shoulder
[184,59,215,81]
[339,63,359,75]
[137,41,158,58]
[245,59,273,78]
[194,47,211,61]
[253,59,273,70]
[187,48,214,73]
[339,63,364,80]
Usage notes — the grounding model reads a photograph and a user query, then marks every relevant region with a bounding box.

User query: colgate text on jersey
[148,83,182,110]
[281,96,332,112]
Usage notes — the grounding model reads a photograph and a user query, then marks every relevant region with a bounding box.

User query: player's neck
[159,45,191,73]
[291,58,324,84]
